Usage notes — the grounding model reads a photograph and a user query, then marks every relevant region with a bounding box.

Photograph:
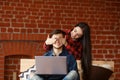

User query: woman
[44,22,92,80]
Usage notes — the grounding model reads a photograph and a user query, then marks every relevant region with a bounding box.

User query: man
[19,29,79,80]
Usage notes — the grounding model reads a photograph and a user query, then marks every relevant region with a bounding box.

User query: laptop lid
[35,56,67,75]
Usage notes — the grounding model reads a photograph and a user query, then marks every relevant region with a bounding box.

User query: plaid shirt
[43,30,82,60]
[65,30,82,60]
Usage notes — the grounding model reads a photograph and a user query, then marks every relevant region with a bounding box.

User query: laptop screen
[35,56,67,75]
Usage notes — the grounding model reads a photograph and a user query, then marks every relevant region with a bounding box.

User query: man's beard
[53,45,63,49]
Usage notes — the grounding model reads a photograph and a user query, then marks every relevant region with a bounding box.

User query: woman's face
[70,26,83,40]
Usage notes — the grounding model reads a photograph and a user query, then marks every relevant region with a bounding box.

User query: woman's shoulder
[62,29,71,34]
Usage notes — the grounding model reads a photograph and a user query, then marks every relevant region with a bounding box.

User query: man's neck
[53,47,63,56]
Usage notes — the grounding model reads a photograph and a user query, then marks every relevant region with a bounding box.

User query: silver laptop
[35,56,67,75]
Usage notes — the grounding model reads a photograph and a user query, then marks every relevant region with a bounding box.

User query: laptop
[35,56,67,75]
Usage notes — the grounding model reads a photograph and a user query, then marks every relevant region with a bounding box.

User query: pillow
[19,65,36,80]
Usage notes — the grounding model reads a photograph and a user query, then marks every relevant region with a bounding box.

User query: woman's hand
[45,35,56,45]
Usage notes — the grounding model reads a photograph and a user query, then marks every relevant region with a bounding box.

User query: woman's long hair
[75,22,92,80]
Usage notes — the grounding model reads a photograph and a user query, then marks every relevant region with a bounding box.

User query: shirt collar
[50,47,67,56]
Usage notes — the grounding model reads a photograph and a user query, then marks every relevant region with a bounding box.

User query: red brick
[12,23,24,27]
[25,23,37,28]
[1,28,7,32]
[8,28,13,33]
[0,23,10,27]
[93,54,104,58]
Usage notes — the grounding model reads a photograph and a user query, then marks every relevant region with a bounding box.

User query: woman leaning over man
[44,22,92,80]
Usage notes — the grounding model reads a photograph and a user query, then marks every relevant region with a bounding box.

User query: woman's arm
[43,35,56,51]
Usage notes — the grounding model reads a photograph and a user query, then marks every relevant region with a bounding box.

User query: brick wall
[0,0,120,80]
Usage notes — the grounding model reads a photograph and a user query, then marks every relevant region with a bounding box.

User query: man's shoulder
[67,53,75,59]
[44,50,52,56]
[63,49,75,59]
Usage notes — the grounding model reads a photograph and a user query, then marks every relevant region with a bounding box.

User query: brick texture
[0,0,120,80]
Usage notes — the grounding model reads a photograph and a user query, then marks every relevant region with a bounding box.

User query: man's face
[51,34,63,49]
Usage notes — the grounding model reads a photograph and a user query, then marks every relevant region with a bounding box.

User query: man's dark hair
[50,29,66,38]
